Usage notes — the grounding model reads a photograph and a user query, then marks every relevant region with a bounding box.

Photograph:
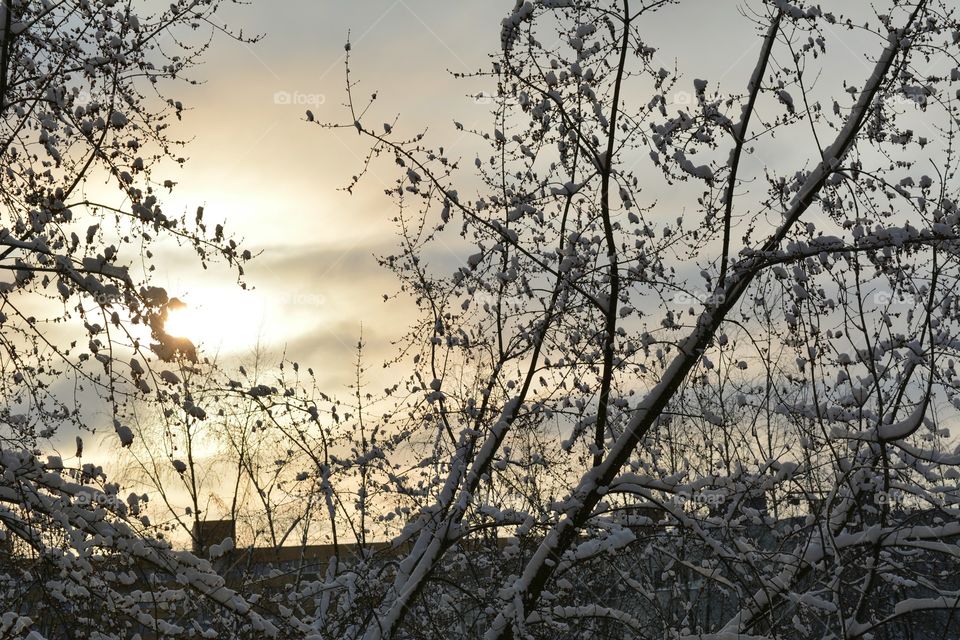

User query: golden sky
[149,2,508,391]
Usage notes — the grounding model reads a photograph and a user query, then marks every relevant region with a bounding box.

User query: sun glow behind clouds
[163,289,269,354]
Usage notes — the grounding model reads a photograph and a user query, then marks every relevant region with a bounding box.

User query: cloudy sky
[64,0,941,540]
[151,2,511,390]
[156,0,878,392]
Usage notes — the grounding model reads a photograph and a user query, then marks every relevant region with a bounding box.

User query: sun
[163,305,203,340]
[162,291,267,353]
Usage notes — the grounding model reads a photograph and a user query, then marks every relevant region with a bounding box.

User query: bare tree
[315,1,960,638]
[0,1,318,637]
[4,1,960,638]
